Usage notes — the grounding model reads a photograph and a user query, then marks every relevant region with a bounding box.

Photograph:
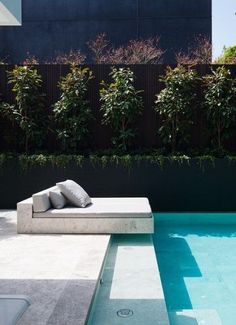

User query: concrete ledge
[18,216,154,234]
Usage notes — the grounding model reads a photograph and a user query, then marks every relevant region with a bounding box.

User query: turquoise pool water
[153,213,236,325]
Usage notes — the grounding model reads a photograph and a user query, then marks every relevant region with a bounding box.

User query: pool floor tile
[154,216,236,325]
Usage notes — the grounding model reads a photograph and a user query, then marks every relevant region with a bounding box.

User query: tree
[53,65,93,152]
[155,65,198,152]
[215,45,236,64]
[203,66,236,151]
[100,67,143,151]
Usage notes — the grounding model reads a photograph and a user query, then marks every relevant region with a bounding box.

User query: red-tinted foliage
[51,50,86,65]
[22,52,39,65]
[176,36,212,65]
[88,34,164,64]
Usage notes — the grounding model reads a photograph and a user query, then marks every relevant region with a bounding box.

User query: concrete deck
[0,210,110,325]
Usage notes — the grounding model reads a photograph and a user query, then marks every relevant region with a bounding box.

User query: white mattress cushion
[33,197,152,218]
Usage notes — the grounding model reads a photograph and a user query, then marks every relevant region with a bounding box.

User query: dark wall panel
[22,0,90,21]
[88,20,138,44]
[1,159,236,212]
[139,0,211,18]
[2,22,90,60]
[0,0,211,63]
[140,18,212,61]
[89,0,137,19]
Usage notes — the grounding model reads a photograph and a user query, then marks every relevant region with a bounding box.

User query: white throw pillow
[56,180,91,208]
[32,192,51,212]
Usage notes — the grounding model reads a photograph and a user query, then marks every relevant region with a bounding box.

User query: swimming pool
[153,213,236,325]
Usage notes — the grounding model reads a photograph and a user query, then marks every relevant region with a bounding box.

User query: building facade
[0,0,212,63]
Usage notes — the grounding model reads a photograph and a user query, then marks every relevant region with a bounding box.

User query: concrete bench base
[17,191,154,234]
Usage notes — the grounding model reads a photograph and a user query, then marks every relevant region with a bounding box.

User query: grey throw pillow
[49,190,67,209]
[56,180,91,208]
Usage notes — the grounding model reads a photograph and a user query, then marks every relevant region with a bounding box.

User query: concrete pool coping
[0,210,110,325]
[0,210,169,325]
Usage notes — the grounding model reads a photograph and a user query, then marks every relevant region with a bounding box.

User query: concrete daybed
[17,186,154,234]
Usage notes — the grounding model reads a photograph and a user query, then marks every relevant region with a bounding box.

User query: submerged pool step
[88,234,169,325]
[169,309,222,325]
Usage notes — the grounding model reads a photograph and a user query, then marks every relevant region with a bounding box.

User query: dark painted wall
[1,159,236,211]
[0,0,212,63]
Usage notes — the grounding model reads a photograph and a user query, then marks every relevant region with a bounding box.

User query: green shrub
[0,153,221,172]
[155,65,198,152]
[203,66,236,151]
[100,67,143,151]
[215,45,236,64]
[53,64,93,152]
[5,65,46,152]
[0,98,11,147]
